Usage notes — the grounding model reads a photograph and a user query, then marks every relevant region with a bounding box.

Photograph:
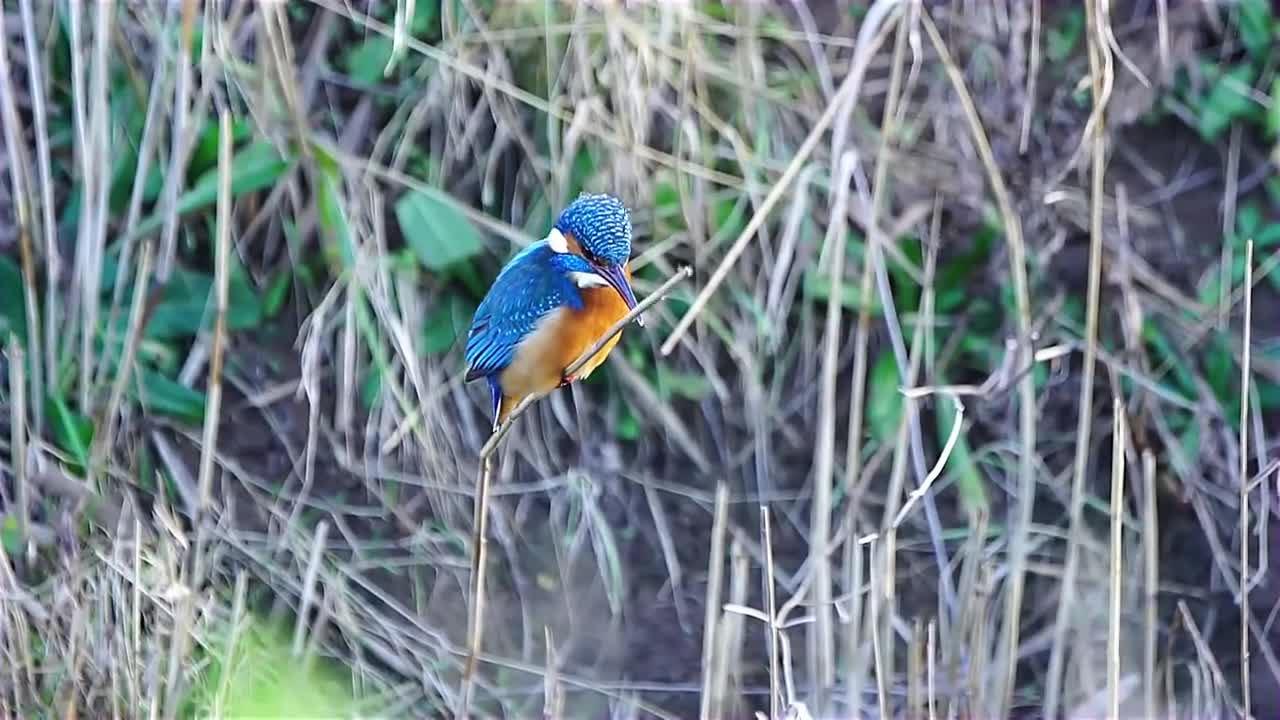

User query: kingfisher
[464,193,643,431]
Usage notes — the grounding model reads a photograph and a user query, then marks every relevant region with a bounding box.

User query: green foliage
[47,394,94,472]
[343,36,395,85]
[395,189,484,271]
[262,269,293,319]
[1173,3,1278,142]
[0,516,21,556]
[185,616,364,718]
[148,266,265,340]
[129,140,292,242]
[868,350,902,444]
[135,367,207,424]
[0,255,27,341]
[1046,7,1084,64]
[188,119,254,180]
[1238,0,1277,59]
[314,146,357,269]
[654,364,713,402]
[421,295,477,356]
[1196,62,1258,141]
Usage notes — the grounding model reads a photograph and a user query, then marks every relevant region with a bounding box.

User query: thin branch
[1240,238,1254,719]
[459,265,692,717]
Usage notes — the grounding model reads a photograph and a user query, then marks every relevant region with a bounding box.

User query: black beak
[596,262,644,327]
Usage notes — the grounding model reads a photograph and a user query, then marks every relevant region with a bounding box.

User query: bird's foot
[557,374,574,388]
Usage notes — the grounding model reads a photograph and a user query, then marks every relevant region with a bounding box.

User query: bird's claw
[557,375,574,388]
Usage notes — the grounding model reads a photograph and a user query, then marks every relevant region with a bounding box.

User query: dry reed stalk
[1107,399,1127,720]
[1045,0,1114,713]
[1142,450,1159,718]
[1239,239,1254,719]
[699,482,729,720]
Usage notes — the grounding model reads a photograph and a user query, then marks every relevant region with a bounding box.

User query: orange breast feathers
[497,262,634,408]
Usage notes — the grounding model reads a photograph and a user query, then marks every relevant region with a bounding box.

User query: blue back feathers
[554,193,632,265]
[464,193,634,382]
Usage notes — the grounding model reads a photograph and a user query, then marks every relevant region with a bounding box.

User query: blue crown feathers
[553,193,633,265]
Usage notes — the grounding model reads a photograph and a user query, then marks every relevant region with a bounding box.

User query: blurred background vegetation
[1,0,1278,718]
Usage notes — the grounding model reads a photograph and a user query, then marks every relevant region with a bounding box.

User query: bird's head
[545,193,643,326]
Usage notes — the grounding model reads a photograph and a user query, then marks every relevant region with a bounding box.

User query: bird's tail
[486,376,520,432]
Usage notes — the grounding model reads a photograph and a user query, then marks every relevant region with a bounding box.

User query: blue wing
[464,242,583,381]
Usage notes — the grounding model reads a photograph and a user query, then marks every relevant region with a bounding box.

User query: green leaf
[1254,223,1280,249]
[711,197,748,242]
[655,364,712,401]
[803,268,866,311]
[47,394,94,470]
[1259,380,1280,411]
[314,148,356,269]
[1203,333,1240,423]
[146,266,264,340]
[130,140,292,241]
[188,118,253,180]
[0,255,28,341]
[1235,201,1262,245]
[135,368,207,423]
[615,404,640,441]
[868,351,903,443]
[1197,63,1258,141]
[361,365,383,411]
[1142,321,1197,403]
[0,516,20,556]
[1268,77,1280,139]
[410,0,443,35]
[1178,420,1201,472]
[395,190,484,271]
[262,269,292,319]
[1046,8,1084,63]
[343,36,395,85]
[421,295,473,356]
[1238,0,1274,59]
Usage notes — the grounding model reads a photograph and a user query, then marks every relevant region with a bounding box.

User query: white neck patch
[568,271,610,288]
[546,227,569,254]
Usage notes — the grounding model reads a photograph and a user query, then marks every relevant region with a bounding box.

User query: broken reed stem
[1018,0,1041,154]
[762,505,780,720]
[19,0,56,430]
[927,619,938,720]
[699,482,730,720]
[1239,239,1253,719]
[8,339,27,549]
[1142,450,1159,719]
[543,626,563,719]
[0,15,45,441]
[459,266,692,718]
[842,4,909,713]
[808,149,857,716]
[192,112,233,586]
[1108,399,1127,720]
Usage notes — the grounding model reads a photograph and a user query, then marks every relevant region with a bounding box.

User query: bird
[464,193,643,431]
